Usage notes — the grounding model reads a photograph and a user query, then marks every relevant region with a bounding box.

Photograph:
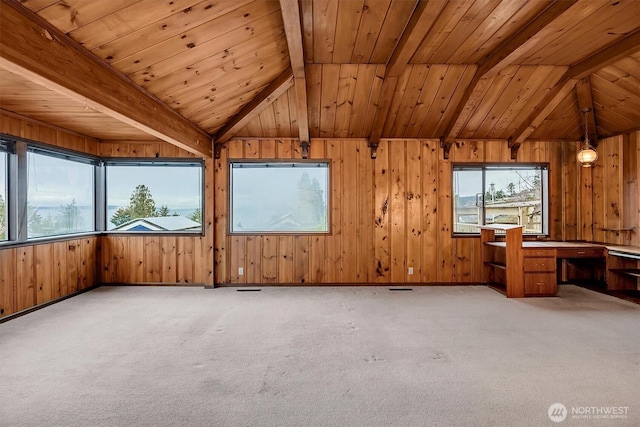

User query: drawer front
[556,248,604,258]
[524,257,555,273]
[525,248,555,257]
[524,273,557,296]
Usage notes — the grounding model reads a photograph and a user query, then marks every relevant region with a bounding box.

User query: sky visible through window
[27,152,94,237]
[106,165,202,230]
[231,163,328,233]
[453,166,544,234]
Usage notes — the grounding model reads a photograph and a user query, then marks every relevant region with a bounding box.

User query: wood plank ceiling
[0,0,639,156]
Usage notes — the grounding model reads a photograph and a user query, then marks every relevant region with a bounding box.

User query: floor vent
[237,289,262,292]
[389,288,413,291]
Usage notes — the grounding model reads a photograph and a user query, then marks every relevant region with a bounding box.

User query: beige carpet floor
[0,285,638,427]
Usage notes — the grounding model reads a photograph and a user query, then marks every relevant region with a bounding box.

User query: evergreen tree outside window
[230,162,329,234]
[105,162,202,232]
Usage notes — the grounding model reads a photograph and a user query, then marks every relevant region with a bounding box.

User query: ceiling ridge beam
[509,29,640,149]
[369,0,447,147]
[280,0,310,151]
[0,0,212,158]
[214,67,294,149]
[439,0,578,158]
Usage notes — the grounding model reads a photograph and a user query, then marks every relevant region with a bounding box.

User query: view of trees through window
[0,152,6,241]
[453,166,547,234]
[27,152,94,238]
[231,162,329,233]
[106,164,202,232]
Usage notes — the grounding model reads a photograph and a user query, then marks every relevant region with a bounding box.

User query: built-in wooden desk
[534,241,606,258]
[480,225,611,298]
[480,228,640,298]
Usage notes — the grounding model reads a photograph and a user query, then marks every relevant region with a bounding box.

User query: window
[27,149,95,238]
[0,144,7,241]
[453,165,548,234]
[105,161,203,233]
[1,135,207,241]
[230,162,329,233]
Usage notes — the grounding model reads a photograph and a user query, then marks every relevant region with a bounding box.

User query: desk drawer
[525,248,555,257]
[556,248,604,258]
[524,257,555,273]
[524,273,556,295]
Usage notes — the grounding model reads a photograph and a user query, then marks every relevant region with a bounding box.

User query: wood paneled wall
[1,107,637,311]
[0,111,100,318]
[583,131,640,246]
[214,138,566,285]
[0,238,98,317]
[0,113,215,319]
[1,109,99,155]
[97,142,214,286]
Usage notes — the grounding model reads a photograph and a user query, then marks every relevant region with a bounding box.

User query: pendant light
[577,108,598,167]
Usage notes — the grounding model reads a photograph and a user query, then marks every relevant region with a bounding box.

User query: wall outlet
[238,267,244,276]
[408,267,414,275]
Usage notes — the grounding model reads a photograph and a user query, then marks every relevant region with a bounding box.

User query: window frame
[25,144,99,240]
[452,163,549,237]
[228,159,331,235]
[0,135,102,247]
[0,139,12,242]
[102,158,205,235]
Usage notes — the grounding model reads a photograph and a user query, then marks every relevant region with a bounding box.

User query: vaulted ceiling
[0,0,638,158]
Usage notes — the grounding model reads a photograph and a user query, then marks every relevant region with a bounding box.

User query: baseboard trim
[214,282,484,288]
[102,282,206,287]
[0,284,100,324]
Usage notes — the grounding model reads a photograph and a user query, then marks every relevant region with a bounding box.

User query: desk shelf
[599,227,637,241]
[480,225,559,298]
[609,269,640,278]
[480,225,527,298]
[484,262,507,270]
[606,251,640,291]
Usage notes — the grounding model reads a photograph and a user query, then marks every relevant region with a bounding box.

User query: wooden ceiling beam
[440,0,577,158]
[214,67,294,147]
[385,0,446,78]
[569,29,640,80]
[279,0,310,150]
[509,76,578,155]
[509,29,640,150]
[0,0,212,158]
[369,0,446,147]
[575,77,598,145]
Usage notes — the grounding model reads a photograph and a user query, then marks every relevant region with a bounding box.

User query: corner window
[27,149,95,238]
[453,165,548,234]
[230,161,329,234]
[105,161,203,233]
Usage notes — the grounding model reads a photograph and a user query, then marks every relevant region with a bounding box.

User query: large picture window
[0,147,7,241]
[230,162,329,233]
[27,149,95,238]
[453,165,548,234]
[105,161,203,232]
